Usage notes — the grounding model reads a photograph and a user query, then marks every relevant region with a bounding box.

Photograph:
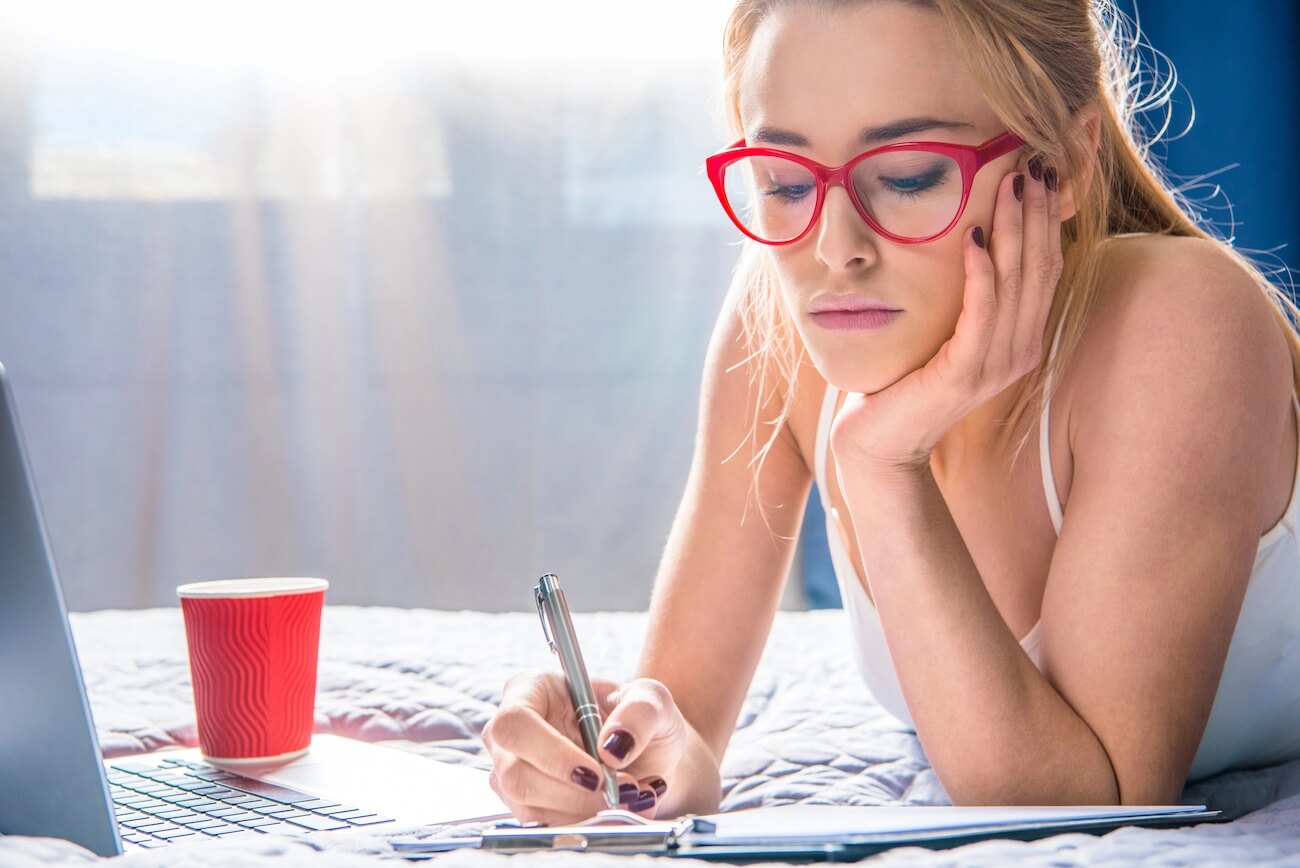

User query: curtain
[0,1,802,613]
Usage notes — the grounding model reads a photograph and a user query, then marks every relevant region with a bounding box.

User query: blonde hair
[721,0,1300,507]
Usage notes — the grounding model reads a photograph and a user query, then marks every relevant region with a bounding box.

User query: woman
[483,0,1300,821]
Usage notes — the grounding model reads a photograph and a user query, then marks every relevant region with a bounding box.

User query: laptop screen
[0,364,122,857]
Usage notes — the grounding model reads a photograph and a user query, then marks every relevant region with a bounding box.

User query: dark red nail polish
[1028,155,1044,181]
[971,226,985,249]
[1013,173,1024,201]
[602,730,634,761]
[571,767,600,791]
[1044,166,1059,192]
[618,783,638,804]
[647,778,668,797]
[630,790,656,813]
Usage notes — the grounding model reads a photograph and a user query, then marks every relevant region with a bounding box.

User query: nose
[813,185,879,272]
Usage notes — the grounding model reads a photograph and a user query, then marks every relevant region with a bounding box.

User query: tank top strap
[1037,309,1300,539]
[815,381,840,508]
[1039,305,1072,536]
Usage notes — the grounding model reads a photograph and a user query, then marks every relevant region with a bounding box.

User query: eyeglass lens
[722,150,964,243]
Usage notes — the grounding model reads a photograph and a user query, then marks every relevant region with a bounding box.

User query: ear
[1056,102,1102,222]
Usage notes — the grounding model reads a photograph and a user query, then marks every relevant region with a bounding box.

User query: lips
[807,295,900,314]
[809,308,902,331]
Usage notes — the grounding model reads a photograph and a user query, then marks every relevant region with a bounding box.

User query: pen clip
[534,583,557,654]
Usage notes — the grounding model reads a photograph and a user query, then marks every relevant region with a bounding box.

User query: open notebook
[392,802,1220,860]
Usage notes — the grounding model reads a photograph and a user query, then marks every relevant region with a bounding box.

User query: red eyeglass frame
[705,130,1025,245]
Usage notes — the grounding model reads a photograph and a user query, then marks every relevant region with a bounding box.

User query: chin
[814,360,907,396]
[797,324,933,398]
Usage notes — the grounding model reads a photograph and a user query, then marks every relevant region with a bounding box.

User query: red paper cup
[176,577,328,766]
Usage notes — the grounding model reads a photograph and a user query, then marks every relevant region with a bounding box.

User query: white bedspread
[4,607,1299,866]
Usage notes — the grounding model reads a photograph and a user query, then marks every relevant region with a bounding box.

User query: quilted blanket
[4,607,1299,866]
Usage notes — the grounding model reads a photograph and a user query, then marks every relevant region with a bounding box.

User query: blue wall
[1123,0,1299,277]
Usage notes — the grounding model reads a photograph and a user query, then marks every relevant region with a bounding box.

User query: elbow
[945,775,1120,807]
[938,746,1122,807]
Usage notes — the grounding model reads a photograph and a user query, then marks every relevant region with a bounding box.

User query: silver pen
[534,573,620,810]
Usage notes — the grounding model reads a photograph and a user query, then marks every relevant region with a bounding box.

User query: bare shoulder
[701,285,828,480]
[1061,233,1296,534]
[696,284,814,496]
[1067,233,1294,407]
[1091,233,1285,332]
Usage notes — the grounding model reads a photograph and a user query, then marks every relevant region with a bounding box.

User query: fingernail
[1028,155,1044,182]
[1044,166,1059,192]
[602,730,634,761]
[1013,173,1024,201]
[618,783,638,804]
[571,767,600,791]
[971,226,985,249]
[630,790,656,813]
[647,777,668,798]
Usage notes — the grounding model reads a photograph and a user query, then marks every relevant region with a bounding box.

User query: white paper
[168,733,511,826]
[701,804,1208,840]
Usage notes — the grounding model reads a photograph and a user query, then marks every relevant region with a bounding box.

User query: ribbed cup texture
[180,591,323,760]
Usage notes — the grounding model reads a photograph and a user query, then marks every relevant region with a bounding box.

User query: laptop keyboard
[107,755,395,848]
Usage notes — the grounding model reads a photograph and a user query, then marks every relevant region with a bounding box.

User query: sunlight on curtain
[0,1,794,612]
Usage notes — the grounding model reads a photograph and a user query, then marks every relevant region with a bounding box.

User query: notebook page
[700,804,1209,840]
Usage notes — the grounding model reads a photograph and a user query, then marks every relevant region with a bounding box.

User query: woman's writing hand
[482,673,687,825]
[830,159,1063,476]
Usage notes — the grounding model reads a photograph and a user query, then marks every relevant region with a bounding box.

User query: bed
[4,606,1299,865]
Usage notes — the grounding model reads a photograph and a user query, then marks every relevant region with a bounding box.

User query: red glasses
[706,131,1024,245]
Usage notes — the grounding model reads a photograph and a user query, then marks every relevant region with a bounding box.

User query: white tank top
[815,315,1300,782]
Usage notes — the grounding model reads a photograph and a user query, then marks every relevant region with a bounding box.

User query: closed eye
[878,168,952,199]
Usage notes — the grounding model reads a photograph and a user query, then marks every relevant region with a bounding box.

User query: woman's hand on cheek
[829,160,1062,478]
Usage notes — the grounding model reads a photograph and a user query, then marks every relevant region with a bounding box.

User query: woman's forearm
[841,461,1120,805]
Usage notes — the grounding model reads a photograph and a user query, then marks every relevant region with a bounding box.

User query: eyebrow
[749,116,975,148]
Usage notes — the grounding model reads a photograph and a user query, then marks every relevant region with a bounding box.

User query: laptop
[0,363,511,856]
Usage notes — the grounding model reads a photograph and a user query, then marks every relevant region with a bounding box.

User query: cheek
[925,242,968,326]
[767,249,801,287]
[887,239,968,348]
[899,265,965,369]
[767,254,806,321]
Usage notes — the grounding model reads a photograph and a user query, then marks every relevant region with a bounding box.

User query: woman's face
[739,1,1023,394]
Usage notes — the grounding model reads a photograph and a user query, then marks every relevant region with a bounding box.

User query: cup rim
[176,577,329,600]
